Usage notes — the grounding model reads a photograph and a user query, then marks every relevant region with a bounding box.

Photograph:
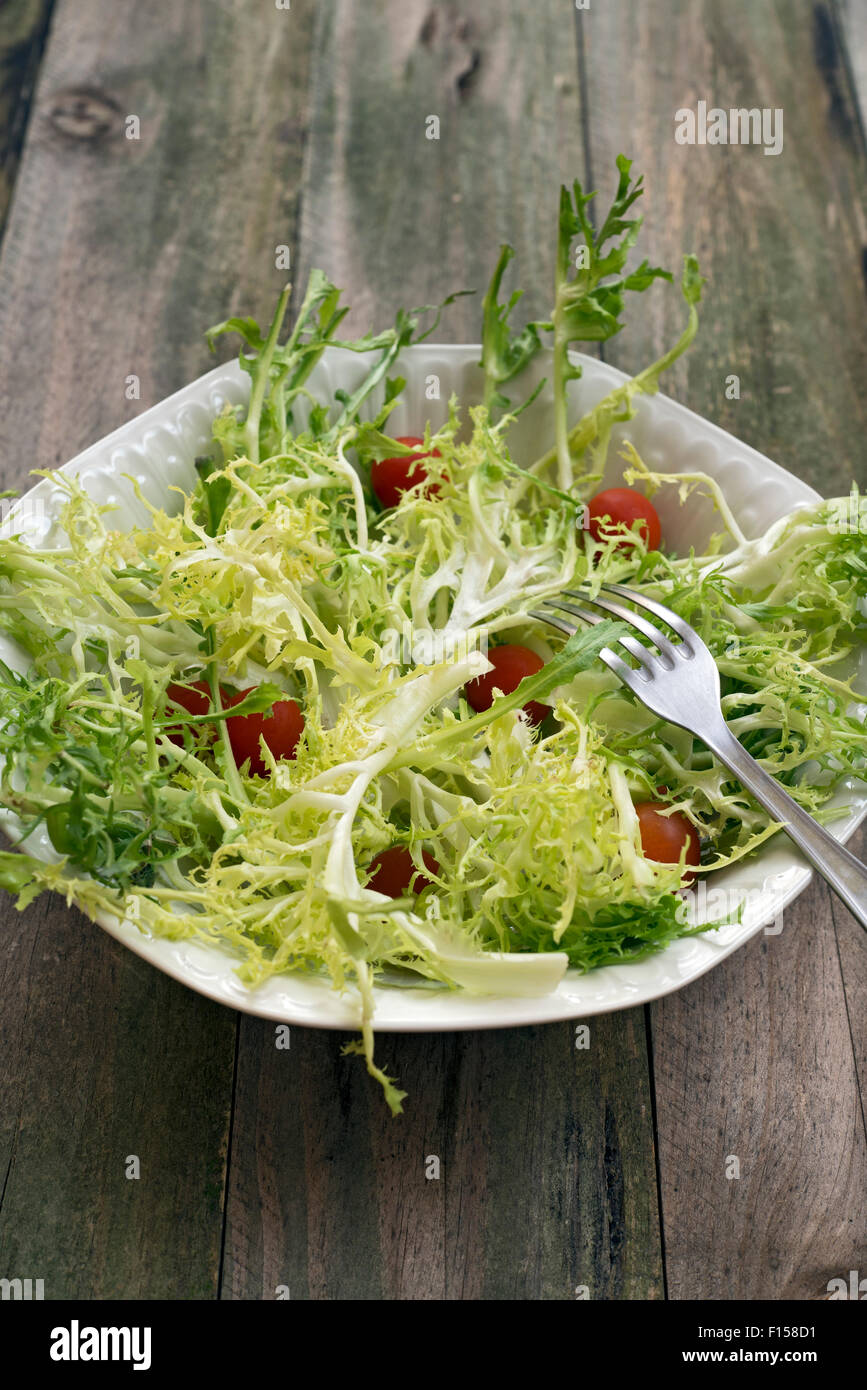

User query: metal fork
[531,583,867,932]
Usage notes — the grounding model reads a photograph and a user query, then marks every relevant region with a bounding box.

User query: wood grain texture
[0,895,234,1299]
[0,0,53,236]
[579,0,867,1299]
[294,0,586,336]
[0,0,317,1298]
[831,824,867,1122]
[652,858,867,1300]
[221,1012,662,1301]
[0,0,312,479]
[581,0,867,496]
[219,0,665,1302]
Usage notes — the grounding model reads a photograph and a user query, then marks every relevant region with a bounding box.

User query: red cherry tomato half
[222,688,305,776]
[587,488,662,551]
[634,801,701,881]
[367,846,439,898]
[370,436,441,509]
[165,679,214,747]
[464,644,549,727]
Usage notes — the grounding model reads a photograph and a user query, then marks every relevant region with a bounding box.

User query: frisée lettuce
[0,157,864,1114]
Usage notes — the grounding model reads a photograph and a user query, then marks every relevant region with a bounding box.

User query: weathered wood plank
[222,1011,662,1301]
[582,0,867,497]
[0,895,233,1299]
[0,0,313,476]
[294,0,585,335]
[0,0,53,237]
[475,1010,660,1301]
[0,0,316,1297]
[830,824,867,1123]
[220,0,665,1302]
[580,0,867,1299]
[652,866,867,1300]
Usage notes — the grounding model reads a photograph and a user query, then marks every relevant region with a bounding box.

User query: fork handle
[707,726,867,933]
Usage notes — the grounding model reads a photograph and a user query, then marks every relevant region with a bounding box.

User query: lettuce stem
[244,284,292,466]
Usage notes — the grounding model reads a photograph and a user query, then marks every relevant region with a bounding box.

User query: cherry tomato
[464,644,549,727]
[222,688,305,776]
[166,679,212,716]
[370,436,441,509]
[165,679,214,747]
[367,846,439,898]
[634,801,701,880]
[587,487,662,551]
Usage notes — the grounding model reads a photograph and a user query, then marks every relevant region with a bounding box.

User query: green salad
[0,157,864,1112]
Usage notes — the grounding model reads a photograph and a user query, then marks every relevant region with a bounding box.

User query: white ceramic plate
[1,345,864,1030]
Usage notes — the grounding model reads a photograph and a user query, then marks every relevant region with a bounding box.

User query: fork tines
[541,584,695,666]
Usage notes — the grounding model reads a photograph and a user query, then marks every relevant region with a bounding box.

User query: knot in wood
[47,87,121,142]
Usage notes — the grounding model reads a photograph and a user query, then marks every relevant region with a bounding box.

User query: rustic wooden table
[0,0,864,1302]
